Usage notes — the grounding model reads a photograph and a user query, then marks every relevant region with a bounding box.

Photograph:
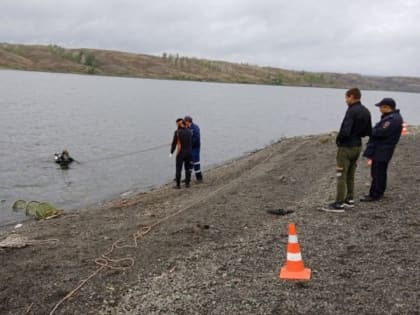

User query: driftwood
[0,234,29,248]
[0,234,58,249]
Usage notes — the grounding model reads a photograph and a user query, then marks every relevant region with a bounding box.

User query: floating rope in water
[83,143,170,164]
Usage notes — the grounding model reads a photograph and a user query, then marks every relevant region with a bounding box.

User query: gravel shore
[1,128,419,315]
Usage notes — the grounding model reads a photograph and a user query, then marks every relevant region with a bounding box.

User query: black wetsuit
[171,127,193,187]
[55,154,74,169]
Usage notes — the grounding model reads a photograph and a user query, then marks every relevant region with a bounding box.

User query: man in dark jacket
[170,119,193,188]
[325,88,372,211]
[184,115,203,181]
[361,98,403,201]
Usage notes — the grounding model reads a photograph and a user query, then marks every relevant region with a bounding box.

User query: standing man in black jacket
[170,118,193,189]
[361,98,403,201]
[325,88,372,211]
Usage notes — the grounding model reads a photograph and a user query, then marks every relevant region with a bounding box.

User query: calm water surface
[1,70,419,225]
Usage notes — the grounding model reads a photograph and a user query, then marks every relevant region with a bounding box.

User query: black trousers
[369,160,389,198]
[175,154,191,186]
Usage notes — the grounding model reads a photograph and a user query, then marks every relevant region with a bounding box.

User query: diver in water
[54,150,74,169]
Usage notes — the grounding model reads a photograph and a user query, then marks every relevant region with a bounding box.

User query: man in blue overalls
[361,98,403,201]
[184,116,203,181]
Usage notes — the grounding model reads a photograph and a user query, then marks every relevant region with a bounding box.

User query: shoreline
[0,135,284,230]
[1,129,419,314]
[0,142,267,230]
[95,142,276,209]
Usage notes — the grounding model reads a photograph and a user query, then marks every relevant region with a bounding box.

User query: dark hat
[184,115,193,122]
[375,98,396,108]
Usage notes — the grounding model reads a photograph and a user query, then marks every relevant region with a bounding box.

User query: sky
[1,0,420,77]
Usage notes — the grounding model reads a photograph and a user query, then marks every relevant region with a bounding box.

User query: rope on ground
[49,148,275,315]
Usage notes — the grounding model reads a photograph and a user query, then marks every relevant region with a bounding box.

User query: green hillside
[1,43,420,93]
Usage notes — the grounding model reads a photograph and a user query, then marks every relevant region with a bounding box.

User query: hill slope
[1,43,420,93]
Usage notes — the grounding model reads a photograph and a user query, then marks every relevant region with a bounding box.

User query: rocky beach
[1,128,419,315]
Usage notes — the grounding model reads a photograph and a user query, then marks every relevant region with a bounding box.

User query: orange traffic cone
[401,122,409,135]
[279,223,311,280]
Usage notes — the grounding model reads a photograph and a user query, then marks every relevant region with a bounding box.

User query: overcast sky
[1,0,420,77]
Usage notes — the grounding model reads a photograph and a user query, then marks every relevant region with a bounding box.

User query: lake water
[1,69,419,226]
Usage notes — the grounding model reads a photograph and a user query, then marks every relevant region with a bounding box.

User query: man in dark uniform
[184,115,203,181]
[325,88,372,211]
[361,98,403,201]
[170,118,193,188]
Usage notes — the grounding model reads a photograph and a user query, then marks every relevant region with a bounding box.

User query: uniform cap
[375,98,396,108]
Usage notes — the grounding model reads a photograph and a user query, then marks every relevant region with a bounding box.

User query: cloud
[1,0,419,76]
